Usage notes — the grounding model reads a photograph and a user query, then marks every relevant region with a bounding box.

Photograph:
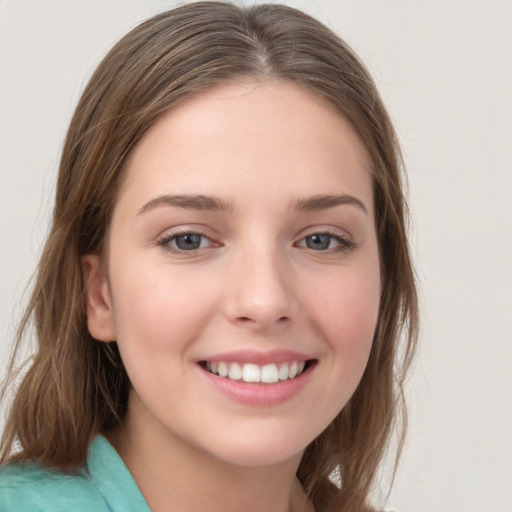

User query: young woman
[0,2,417,511]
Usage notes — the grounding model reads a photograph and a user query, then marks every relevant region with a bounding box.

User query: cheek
[293,265,380,431]
[109,261,219,358]
[306,267,380,365]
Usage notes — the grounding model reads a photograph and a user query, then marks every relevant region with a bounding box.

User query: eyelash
[156,230,357,255]
[156,231,217,255]
[295,231,357,253]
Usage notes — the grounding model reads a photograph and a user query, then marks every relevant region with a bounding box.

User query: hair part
[0,3,418,511]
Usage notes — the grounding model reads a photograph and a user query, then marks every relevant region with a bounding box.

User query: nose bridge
[224,236,297,330]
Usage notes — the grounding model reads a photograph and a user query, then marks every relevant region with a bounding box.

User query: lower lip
[199,364,314,407]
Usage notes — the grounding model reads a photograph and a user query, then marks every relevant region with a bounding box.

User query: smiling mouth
[199,360,316,384]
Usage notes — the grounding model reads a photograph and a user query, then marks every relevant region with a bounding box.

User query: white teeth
[242,363,260,383]
[218,362,228,378]
[228,362,242,380]
[289,361,298,379]
[261,364,279,383]
[205,360,308,383]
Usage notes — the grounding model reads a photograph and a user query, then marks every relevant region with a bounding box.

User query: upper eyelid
[155,224,216,244]
[295,225,354,241]
[156,224,218,239]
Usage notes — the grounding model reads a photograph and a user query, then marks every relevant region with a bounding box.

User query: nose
[223,243,298,332]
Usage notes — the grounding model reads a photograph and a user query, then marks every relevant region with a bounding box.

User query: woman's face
[85,80,380,467]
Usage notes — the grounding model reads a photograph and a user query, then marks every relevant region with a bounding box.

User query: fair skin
[83,80,381,512]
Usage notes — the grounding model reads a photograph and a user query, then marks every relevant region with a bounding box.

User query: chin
[192,423,316,469]
[212,444,304,469]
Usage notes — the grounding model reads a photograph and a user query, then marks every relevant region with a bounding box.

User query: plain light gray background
[1,1,511,511]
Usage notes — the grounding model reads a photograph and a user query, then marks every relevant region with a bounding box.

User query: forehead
[118,80,373,213]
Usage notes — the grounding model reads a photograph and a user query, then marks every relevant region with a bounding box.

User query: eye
[296,232,356,253]
[158,232,215,254]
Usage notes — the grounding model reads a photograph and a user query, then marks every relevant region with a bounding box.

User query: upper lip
[197,349,315,365]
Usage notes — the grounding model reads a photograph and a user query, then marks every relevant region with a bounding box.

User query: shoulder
[0,436,150,512]
[0,460,109,512]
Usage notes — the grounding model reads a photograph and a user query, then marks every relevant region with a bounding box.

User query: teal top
[0,436,151,511]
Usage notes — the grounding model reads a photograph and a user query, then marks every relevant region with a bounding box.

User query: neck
[106,400,313,512]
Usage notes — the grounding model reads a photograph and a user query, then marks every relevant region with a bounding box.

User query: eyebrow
[138,194,234,215]
[292,194,368,214]
[138,193,368,215]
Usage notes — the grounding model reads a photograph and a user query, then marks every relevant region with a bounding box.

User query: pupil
[176,234,201,250]
[307,234,330,250]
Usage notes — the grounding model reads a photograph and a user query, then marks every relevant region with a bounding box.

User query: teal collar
[87,436,151,512]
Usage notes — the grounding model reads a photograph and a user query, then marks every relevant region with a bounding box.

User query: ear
[82,254,116,342]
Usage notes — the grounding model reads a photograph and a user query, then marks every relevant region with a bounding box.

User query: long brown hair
[0,3,418,511]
